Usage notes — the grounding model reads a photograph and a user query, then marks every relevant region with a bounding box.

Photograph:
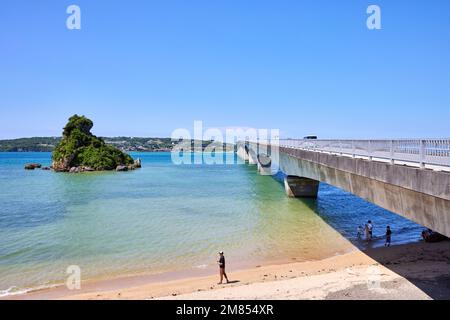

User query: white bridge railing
[276,139,450,168]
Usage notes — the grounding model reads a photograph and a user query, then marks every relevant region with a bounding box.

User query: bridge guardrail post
[420,139,426,169]
[390,140,395,165]
[352,140,355,158]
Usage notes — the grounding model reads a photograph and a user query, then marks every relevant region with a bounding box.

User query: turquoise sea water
[0,152,424,296]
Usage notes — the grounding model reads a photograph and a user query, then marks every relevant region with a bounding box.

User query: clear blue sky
[1,0,449,139]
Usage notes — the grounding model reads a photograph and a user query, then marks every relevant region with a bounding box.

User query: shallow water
[0,152,423,295]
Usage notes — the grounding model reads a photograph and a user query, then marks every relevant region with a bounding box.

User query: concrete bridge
[236,139,450,237]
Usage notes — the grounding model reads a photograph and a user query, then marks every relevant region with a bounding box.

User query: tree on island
[52,115,140,172]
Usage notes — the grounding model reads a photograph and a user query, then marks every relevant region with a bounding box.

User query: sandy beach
[10,240,450,300]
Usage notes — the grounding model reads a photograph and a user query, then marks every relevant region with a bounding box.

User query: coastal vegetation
[0,137,60,152]
[51,115,139,172]
[1,137,234,152]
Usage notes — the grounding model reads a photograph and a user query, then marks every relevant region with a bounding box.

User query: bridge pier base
[258,163,271,175]
[284,176,319,198]
[257,154,272,175]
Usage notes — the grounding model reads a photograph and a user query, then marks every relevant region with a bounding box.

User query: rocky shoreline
[24,158,141,173]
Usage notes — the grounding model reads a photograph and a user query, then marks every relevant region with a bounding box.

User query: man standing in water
[217,251,229,284]
[385,226,392,247]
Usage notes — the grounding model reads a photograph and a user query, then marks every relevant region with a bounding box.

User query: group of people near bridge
[357,220,392,247]
[357,220,448,246]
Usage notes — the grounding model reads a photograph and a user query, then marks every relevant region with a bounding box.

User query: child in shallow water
[357,225,363,239]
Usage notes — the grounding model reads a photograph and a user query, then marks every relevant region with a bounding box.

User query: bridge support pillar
[236,146,244,160]
[248,151,258,165]
[284,176,319,198]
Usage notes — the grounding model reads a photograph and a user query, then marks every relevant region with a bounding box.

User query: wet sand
[10,240,450,300]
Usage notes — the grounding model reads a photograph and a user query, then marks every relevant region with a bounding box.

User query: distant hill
[0,137,61,152]
[0,137,235,152]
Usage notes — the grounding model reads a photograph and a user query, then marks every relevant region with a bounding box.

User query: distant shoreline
[0,150,173,153]
[0,150,236,153]
[0,137,235,153]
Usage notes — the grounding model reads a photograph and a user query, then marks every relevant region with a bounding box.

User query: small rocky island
[49,115,141,172]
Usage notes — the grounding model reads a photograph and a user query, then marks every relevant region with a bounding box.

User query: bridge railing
[276,139,450,168]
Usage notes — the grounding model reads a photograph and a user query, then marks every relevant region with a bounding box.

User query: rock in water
[134,158,142,168]
[51,154,74,172]
[51,115,138,172]
[116,165,128,172]
[24,163,42,170]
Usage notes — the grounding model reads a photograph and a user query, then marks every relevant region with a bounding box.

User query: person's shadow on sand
[222,280,240,285]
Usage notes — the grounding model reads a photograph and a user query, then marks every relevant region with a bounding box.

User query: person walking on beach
[217,251,229,284]
[385,226,392,247]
